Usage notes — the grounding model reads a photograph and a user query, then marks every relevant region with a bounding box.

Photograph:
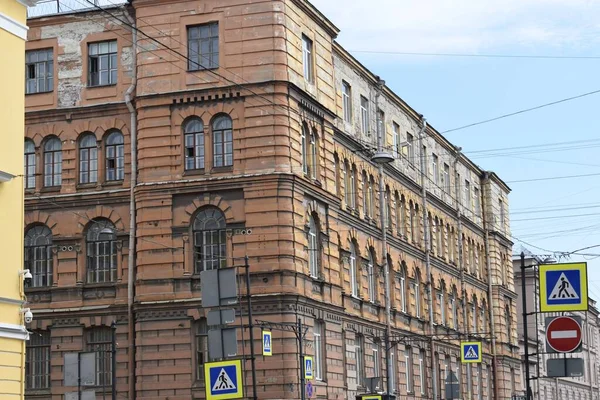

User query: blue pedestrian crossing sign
[540,262,588,312]
[304,356,314,380]
[262,330,272,356]
[205,359,244,400]
[461,341,482,363]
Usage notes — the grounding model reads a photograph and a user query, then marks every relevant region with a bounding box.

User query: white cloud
[309,0,600,53]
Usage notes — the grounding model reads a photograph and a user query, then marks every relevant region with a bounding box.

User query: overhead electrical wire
[350,49,600,60]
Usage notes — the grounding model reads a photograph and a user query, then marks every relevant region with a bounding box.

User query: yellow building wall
[0,0,29,398]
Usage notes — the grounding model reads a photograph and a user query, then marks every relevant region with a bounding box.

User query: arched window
[309,128,318,179]
[351,164,357,209]
[213,115,233,167]
[505,304,512,342]
[448,224,454,262]
[193,207,227,273]
[385,186,392,229]
[184,118,205,170]
[450,286,458,329]
[308,215,319,278]
[43,137,62,187]
[79,133,98,184]
[25,139,36,189]
[472,296,478,333]
[350,240,358,297]
[361,171,368,215]
[437,281,446,325]
[24,225,53,287]
[412,271,421,318]
[86,219,117,283]
[428,213,434,252]
[480,300,488,334]
[368,249,376,303]
[301,123,308,175]
[397,193,406,237]
[436,217,443,257]
[410,202,419,245]
[343,160,351,207]
[399,262,407,312]
[105,131,124,181]
[368,175,375,219]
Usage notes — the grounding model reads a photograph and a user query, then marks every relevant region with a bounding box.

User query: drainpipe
[482,172,499,399]
[124,8,137,400]
[453,147,471,399]
[417,117,438,399]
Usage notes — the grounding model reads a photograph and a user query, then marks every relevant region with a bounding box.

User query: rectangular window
[25,330,51,390]
[302,35,314,83]
[438,292,446,325]
[419,350,426,395]
[422,145,428,176]
[373,340,381,381]
[356,335,365,387]
[405,133,414,163]
[188,23,219,70]
[412,281,420,318]
[88,40,117,86]
[432,153,439,184]
[26,48,54,94]
[405,347,413,392]
[443,163,450,193]
[464,180,471,210]
[393,122,400,157]
[390,348,396,393]
[86,327,112,387]
[342,81,352,122]
[474,187,481,216]
[314,320,324,380]
[195,319,208,382]
[399,276,406,313]
[360,96,369,134]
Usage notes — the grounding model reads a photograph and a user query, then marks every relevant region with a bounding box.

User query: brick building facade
[23,1,519,399]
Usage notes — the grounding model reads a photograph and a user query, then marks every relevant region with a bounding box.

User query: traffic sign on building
[262,330,272,356]
[461,341,482,363]
[205,359,244,400]
[545,316,582,353]
[305,356,314,380]
[539,263,588,312]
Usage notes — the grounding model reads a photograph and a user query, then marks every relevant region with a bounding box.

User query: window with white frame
[437,289,446,325]
[360,96,369,134]
[24,225,53,288]
[412,278,421,318]
[373,340,382,380]
[342,81,352,122]
[212,115,233,168]
[368,249,376,303]
[419,350,426,395]
[25,330,51,390]
[43,137,62,187]
[308,215,319,278]
[432,154,439,184]
[79,133,98,184]
[464,180,471,210]
[405,346,413,392]
[26,48,53,94]
[443,163,450,193]
[356,334,365,387]
[105,130,124,181]
[88,40,117,87]
[350,241,358,297]
[451,292,458,329]
[314,320,324,380]
[393,122,400,157]
[406,133,414,163]
[184,118,205,170]
[390,348,396,393]
[472,301,478,332]
[25,139,36,189]
[301,123,308,175]
[399,269,406,313]
[309,129,318,179]
[302,35,314,83]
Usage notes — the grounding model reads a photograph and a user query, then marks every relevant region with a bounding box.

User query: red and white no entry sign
[546,316,582,353]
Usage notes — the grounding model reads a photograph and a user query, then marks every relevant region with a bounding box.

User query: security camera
[22,308,33,324]
[20,269,33,287]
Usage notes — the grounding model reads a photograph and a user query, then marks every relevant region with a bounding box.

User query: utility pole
[111,321,117,400]
[520,252,532,400]
[244,256,258,400]
[298,318,306,400]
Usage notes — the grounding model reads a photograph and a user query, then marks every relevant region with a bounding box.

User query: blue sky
[311,0,600,299]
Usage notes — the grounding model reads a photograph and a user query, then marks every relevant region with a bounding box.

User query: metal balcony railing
[27,0,127,18]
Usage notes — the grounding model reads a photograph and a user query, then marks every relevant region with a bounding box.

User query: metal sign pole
[298,318,305,400]
[244,256,258,400]
[521,253,532,400]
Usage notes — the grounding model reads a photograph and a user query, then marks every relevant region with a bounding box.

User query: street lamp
[372,141,395,397]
